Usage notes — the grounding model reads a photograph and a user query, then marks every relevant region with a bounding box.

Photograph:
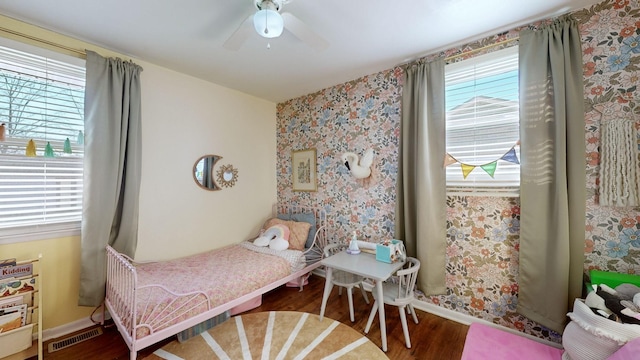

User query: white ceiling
[0,0,602,103]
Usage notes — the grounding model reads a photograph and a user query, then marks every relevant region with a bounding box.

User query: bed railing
[105,245,138,342]
[107,246,216,344]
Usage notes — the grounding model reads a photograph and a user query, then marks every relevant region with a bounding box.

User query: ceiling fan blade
[223,14,254,51]
[281,12,329,51]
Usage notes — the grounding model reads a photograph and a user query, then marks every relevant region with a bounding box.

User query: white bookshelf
[0,255,42,360]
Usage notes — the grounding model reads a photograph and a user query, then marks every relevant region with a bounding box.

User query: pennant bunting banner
[461,164,475,179]
[501,147,519,164]
[444,141,520,179]
[480,161,497,178]
[444,153,458,167]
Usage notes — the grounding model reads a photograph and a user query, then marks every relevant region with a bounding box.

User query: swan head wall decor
[341,148,374,179]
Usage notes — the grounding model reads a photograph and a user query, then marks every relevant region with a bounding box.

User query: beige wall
[0,14,277,331]
[136,48,277,261]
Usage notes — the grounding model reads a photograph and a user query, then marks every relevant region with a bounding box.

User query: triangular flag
[461,164,475,179]
[444,153,458,167]
[501,148,520,164]
[26,139,36,157]
[64,138,72,154]
[45,142,55,157]
[481,161,498,178]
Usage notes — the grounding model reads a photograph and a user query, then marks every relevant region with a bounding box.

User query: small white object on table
[319,250,406,351]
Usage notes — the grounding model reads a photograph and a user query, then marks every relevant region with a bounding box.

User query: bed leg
[130,350,137,360]
[298,272,311,292]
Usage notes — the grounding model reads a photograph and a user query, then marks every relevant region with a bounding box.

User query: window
[445,46,520,196]
[0,38,86,242]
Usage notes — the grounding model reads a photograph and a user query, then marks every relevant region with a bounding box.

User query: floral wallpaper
[576,0,640,275]
[276,68,403,243]
[277,0,640,344]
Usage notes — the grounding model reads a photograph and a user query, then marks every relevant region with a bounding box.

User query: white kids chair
[323,243,370,322]
[364,257,421,348]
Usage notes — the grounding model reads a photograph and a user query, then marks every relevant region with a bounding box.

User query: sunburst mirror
[216,164,239,188]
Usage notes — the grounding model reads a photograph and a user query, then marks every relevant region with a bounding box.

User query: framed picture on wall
[292,148,317,192]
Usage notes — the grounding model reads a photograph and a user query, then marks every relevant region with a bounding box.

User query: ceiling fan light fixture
[253,9,284,38]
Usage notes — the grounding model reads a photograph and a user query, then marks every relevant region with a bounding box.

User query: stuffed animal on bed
[254,224,291,251]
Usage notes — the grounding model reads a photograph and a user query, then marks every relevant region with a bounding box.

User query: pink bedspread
[133,244,292,338]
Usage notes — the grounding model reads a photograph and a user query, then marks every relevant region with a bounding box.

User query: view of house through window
[445,46,520,196]
[0,40,86,242]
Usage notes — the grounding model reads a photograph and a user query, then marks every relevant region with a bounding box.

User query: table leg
[376,282,387,351]
[319,267,333,321]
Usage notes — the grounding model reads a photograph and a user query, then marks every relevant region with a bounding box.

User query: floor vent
[48,327,103,353]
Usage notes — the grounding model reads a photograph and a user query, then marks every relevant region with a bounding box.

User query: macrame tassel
[26,139,36,157]
[600,119,640,207]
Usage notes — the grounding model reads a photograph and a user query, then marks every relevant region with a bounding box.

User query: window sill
[446,189,520,198]
[0,226,81,245]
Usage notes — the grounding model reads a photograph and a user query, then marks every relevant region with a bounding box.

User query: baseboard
[411,299,562,349]
[42,311,111,342]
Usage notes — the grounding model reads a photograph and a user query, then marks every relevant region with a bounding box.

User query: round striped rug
[144,311,388,359]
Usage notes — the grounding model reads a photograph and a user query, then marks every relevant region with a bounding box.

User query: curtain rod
[444,36,519,62]
[0,26,86,58]
[401,36,520,67]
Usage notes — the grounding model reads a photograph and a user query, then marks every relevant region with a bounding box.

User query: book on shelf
[0,263,33,280]
[0,258,16,268]
[0,294,24,309]
[0,304,27,333]
[0,278,36,298]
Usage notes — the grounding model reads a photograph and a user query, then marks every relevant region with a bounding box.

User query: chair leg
[359,283,370,304]
[364,299,378,334]
[399,305,411,348]
[409,304,419,324]
[347,286,355,322]
[338,286,343,296]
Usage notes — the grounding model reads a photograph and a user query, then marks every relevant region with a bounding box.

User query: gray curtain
[517,15,586,333]
[395,59,447,295]
[79,50,143,307]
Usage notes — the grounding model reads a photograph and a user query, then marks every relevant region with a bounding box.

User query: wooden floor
[34,275,469,359]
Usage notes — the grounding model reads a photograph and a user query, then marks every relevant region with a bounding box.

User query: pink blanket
[133,244,292,338]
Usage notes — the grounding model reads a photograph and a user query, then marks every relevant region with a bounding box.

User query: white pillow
[253,235,270,247]
[269,237,289,251]
[562,298,640,360]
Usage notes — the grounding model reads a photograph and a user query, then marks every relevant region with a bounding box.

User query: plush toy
[269,237,289,251]
[588,284,640,325]
[256,224,291,251]
[253,235,270,247]
[341,149,374,179]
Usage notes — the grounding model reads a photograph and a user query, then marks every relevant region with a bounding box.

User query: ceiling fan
[223,0,328,51]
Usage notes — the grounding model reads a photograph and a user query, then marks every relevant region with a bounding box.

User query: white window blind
[0,40,86,241]
[445,46,520,196]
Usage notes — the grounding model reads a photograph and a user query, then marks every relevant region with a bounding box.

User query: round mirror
[193,155,222,191]
[216,164,238,188]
